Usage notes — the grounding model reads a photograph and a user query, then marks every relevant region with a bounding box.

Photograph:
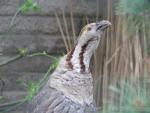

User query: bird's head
[79,20,111,37]
[77,20,111,51]
[66,20,111,72]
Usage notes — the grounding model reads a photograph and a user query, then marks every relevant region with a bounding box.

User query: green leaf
[20,0,40,13]
[25,82,39,101]
[18,48,28,57]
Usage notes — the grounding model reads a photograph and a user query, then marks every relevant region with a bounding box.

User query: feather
[47,96,64,112]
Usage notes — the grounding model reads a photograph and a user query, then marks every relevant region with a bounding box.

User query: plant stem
[0,55,23,67]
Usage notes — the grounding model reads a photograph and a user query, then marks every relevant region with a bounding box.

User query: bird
[27,20,111,113]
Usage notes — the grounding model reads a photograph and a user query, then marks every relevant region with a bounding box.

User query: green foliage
[115,0,150,33]
[115,0,150,54]
[25,82,38,101]
[0,52,60,113]
[115,0,150,15]
[20,0,40,13]
[25,51,60,101]
[0,0,40,41]
[18,48,28,57]
[100,80,150,113]
[25,53,60,102]
[0,1,52,113]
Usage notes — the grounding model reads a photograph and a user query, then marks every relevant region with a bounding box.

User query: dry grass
[55,0,150,111]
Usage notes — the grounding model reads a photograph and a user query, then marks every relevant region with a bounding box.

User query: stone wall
[0,0,106,112]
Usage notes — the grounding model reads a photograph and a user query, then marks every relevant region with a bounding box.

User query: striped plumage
[27,20,111,113]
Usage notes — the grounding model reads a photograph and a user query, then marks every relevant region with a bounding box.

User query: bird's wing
[27,86,79,113]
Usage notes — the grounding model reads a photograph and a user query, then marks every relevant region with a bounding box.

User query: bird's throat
[66,39,94,73]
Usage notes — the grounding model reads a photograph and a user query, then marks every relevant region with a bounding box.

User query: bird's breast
[49,71,94,105]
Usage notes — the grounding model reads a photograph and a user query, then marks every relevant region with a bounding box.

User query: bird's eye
[87,27,91,31]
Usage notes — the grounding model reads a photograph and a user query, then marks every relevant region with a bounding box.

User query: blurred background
[0,0,150,113]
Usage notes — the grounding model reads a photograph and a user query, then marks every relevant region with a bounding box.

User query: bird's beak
[96,20,111,31]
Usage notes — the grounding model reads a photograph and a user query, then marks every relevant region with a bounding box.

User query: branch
[27,51,58,61]
[0,99,26,113]
[0,49,27,67]
[0,51,59,112]
[0,55,22,67]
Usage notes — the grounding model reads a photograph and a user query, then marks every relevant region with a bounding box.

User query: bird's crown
[79,20,111,37]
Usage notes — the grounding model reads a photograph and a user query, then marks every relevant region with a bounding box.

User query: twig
[0,48,27,67]
[54,11,70,52]
[9,8,21,27]
[27,51,58,61]
[0,99,26,113]
[0,50,58,67]
[0,54,23,67]
[0,8,21,42]
[38,62,57,89]
[61,1,72,50]
[70,1,76,43]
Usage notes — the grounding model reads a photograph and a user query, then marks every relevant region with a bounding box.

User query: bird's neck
[66,40,95,73]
